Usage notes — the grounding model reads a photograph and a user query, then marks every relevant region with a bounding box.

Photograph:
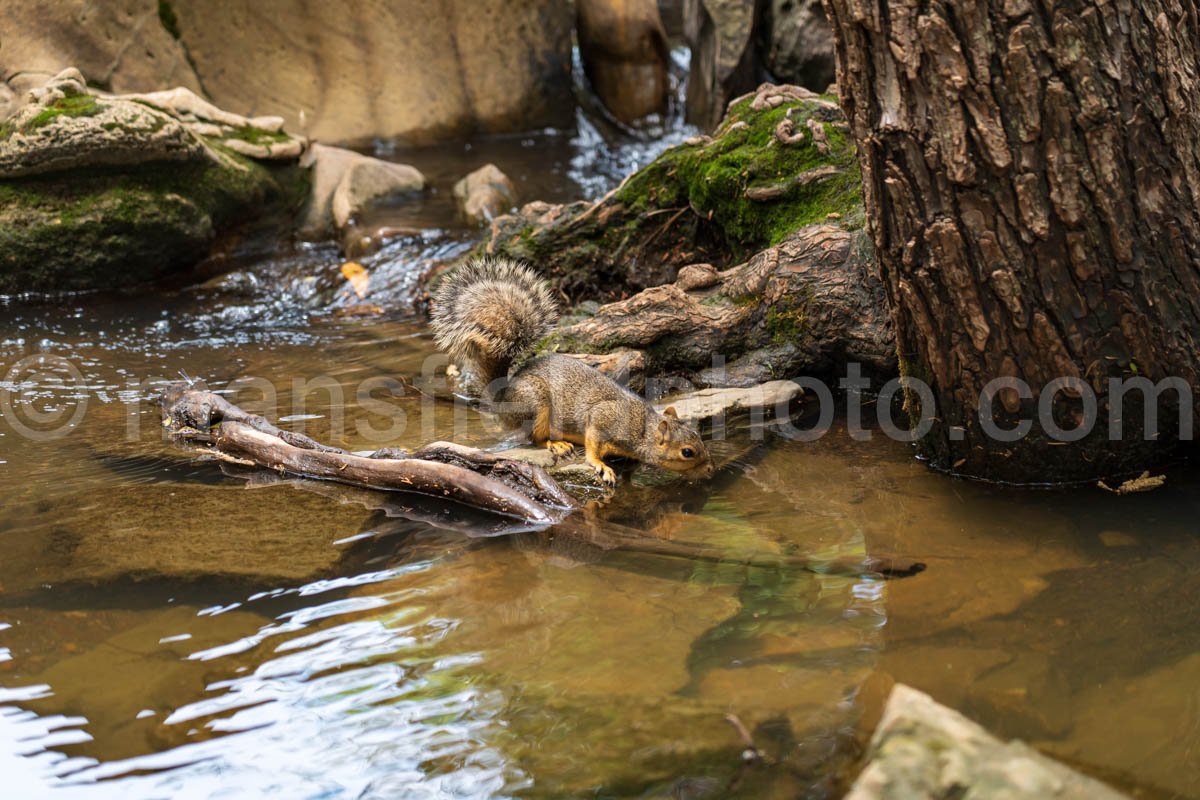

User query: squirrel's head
[654,407,714,480]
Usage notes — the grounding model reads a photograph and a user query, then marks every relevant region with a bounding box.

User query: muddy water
[2,107,1200,800]
[3,280,1199,800]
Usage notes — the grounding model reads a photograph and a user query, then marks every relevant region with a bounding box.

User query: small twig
[724,713,770,765]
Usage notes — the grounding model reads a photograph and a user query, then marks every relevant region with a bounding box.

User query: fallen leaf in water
[1097,471,1165,495]
[340,261,369,299]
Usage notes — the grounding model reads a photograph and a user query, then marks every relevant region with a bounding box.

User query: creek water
[2,85,1199,800]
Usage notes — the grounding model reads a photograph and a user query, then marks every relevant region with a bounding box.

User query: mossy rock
[0,69,313,293]
[0,151,309,293]
[481,84,862,302]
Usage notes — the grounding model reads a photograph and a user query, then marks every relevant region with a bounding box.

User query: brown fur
[430,258,713,486]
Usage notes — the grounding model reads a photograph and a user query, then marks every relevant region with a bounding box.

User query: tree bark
[547,223,896,384]
[823,0,1200,482]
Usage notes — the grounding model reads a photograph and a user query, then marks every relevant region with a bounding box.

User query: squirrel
[431,257,714,487]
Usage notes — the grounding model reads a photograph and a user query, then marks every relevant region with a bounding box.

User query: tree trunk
[822,0,1200,482]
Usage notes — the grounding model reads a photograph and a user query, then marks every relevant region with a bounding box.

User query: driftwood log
[160,384,576,525]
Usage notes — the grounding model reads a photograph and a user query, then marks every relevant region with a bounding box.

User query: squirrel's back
[430,257,559,388]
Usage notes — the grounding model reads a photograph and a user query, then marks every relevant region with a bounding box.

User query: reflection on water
[2,295,1199,798]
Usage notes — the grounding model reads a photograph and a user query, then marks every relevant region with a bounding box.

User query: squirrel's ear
[663,406,678,419]
[657,418,671,445]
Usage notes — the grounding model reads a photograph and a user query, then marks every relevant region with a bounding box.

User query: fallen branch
[160,384,576,525]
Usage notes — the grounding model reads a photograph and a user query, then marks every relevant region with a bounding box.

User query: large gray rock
[453,163,517,226]
[3,0,575,144]
[297,143,425,238]
[577,0,671,124]
[0,0,205,104]
[848,685,1129,800]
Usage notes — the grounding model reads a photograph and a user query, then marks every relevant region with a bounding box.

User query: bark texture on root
[159,384,576,525]
[546,223,895,384]
[823,0,1200,482]
[476,84,862,302]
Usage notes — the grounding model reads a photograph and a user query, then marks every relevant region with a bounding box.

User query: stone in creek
[0,69,310,292]
[0,482,377,594]
[847,684,1130,800]
[298,143,426,239]
[0,69,209,179]
[452,163,517,227]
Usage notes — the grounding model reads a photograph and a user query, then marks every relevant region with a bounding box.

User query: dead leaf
[1097,470,1165,495]
[340,261,370,299]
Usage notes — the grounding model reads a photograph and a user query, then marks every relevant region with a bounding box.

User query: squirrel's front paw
[546,440,574,462]
[592,462,617,489]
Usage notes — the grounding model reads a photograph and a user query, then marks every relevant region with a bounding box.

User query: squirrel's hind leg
[530,405,576,463]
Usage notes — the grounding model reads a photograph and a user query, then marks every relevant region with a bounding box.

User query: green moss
[765,305,805,345]
[158,0,181,39]
[482,92,864,302]
[224,125,292,146]
[0,152,308,292]
[616,98,861,259]
[25,95,102,130]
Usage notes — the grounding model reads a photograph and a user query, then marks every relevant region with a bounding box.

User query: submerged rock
[848,684,1129,800]
[577,0,671,124]
[452,163,516,226]
[0,70,309,293]
[297,143,426,239]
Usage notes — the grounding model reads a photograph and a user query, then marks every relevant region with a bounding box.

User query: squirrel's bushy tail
[430,257,559,385]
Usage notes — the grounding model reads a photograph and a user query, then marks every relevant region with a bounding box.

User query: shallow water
[2,70,1199,800]
[3,271,1200,799]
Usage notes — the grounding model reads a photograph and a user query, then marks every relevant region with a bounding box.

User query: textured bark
[547,224,896,384]
[823,0,1200,481]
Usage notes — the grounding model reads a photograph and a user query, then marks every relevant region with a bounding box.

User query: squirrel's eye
[681,447,695,459]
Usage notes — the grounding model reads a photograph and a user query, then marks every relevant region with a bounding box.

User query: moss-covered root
[617,86,862,253]
[481,83,864,301]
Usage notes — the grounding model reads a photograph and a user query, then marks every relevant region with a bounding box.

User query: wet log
[159,384,576,525]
